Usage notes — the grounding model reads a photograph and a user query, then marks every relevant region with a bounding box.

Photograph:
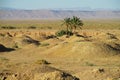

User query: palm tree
[71,16,83,33]
[62,16,83,35]
[62,17,71,32]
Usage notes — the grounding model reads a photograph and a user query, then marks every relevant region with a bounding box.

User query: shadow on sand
[0,44,15,52]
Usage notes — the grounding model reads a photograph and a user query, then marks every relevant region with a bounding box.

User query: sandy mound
[12,35,41,48]
[45,40,120,58]
[42,31,120,58]
[2,65,79,80]
[21,36,40,45]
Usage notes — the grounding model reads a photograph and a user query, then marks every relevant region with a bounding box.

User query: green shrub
[40,27,44,29]
[1,26,16,29]
[35,59,50,65]
[1,26,7,29]
[85,62,95,66]
[55,30,73,37]
[28,26,36,29]
[46,35,56,39]
[8,26,16,29]
[47,26,52,29]
[40,43,50,47]
[0,33,5,37]
[0,57,9,61]
[55,30,66,37]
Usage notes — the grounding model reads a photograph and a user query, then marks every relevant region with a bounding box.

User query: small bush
[46,35,56,39]
[40,27,44,29]
[8,26,16,29]
[85,62,95,66]
[1,26,16,29]
[47,26,52,29]
[40,43,50,47]
[55,30,66,37]
[0,57,9,61]
[35,59,50,65]
[1,26,7,29]
[0,33,5,37]
[55,30,73,37]
[28,26,36,29]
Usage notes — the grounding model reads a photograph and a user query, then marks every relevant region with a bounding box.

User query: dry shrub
[35,60,50,65]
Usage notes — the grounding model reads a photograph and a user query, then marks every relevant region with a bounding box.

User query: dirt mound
[90,32,118,42]
[45,41,120,58]
[22,36,40,46]
[5,65,79,80]
[0,44,14,52]
[43,32,120,58]
[13,35,40,48]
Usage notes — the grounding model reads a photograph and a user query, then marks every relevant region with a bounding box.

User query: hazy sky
[0,0,120,10]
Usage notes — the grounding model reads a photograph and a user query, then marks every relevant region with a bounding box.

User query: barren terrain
[0,20,120,80]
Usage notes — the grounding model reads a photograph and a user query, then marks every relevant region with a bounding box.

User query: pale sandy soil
[0,30,120,80]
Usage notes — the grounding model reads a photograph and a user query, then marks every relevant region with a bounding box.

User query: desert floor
[0,29,120,80]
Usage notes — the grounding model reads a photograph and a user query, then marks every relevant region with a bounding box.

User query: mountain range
[0,8,120,20]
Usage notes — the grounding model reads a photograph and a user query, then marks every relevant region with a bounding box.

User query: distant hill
[0,9,120,20]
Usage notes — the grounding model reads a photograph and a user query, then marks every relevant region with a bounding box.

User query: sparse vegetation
[0,26,16,29]
[55,16,83,37]
[28,26,36,29]
[0,20,120,30]
[47,26,52,29]
[62,16,83,33]
[85,62,95,66]
[55,30,66,37]
[70,16,83,32]
[55,30,73,37]
[40,43,50,47]
[0,33,5,37]
[0,19,120,80]
[46,35,56,39]
[35,59,50,64]
[0,57,9,61]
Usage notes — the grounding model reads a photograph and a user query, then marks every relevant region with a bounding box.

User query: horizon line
[0,7,120,11]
